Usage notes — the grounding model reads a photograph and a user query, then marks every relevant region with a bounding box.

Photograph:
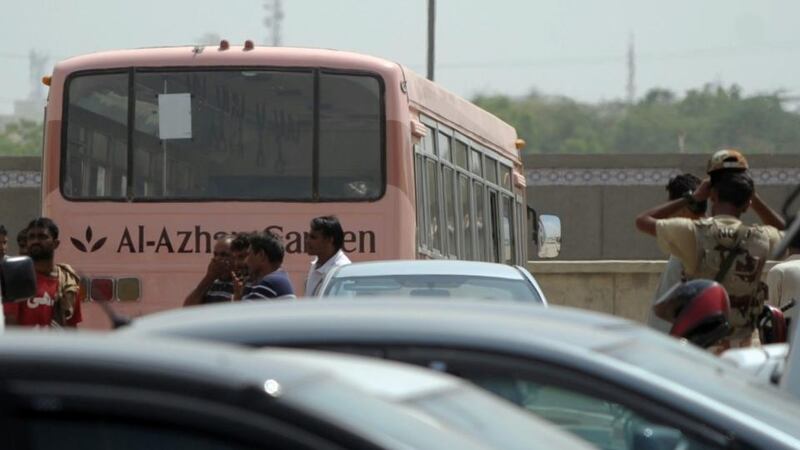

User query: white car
[317,260,548,305]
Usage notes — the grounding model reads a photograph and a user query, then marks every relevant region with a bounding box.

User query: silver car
[317,260,548,305]
[122,300,800,449]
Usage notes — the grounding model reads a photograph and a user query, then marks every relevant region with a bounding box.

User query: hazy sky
[3,0,800,115]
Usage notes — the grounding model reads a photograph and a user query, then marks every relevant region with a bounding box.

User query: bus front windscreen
[62,69,384,201]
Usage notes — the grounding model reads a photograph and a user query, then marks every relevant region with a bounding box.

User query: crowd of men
[2,153,798,355]
[1,215,351,330]
[182,215,351,305]
[636,149,799,353]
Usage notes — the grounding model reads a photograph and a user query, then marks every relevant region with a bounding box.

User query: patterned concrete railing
[0,170,41,189]
[528,260,781,323]
[527,167,800,186]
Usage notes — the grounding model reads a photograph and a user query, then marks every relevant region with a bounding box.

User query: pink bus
[41,42,537,328]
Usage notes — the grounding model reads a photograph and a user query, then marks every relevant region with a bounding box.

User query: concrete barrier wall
[524,154,799,260]
[528,260,781,324]
[0,157,41,253]
[528,260,664,323]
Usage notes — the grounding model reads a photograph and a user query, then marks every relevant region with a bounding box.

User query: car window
[286,377,486,449]
[408,385,587,450]
[325,274,542,303]
[468,374,719,450]
[382,348,733,450]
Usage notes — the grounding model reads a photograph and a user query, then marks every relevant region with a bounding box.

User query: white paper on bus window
[158,93,192,139]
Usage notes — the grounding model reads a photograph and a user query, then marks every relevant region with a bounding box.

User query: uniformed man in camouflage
[635,150,786,352]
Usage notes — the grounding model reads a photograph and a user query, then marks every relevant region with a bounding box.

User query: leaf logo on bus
[70,227,107,253]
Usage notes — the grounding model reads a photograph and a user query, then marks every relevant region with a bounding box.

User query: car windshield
[324,274,543,303]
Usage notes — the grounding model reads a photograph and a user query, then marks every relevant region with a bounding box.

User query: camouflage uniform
[656,216,782,353]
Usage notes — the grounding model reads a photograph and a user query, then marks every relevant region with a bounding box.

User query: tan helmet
[707,149,749,174]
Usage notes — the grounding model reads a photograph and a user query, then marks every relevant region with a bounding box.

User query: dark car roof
[122,299,800,445]
[0,331,494,450]
[0,330,314,387]
[0,330,595,450]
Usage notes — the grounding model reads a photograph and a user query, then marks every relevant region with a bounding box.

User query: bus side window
[502,195,516,265]
[489,190,500,263]
[425,158,442,253]
[474,181,486,261]
[459,174,473,260]
[442,166,457,258]
[414,152,426,250]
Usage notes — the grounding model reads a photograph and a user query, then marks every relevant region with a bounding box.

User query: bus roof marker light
[514,173,527,188]
[515,138,526,151]
[41,75,51,86]
[219,40,230,51]
[244,40,255,51]
[410,120,427,138]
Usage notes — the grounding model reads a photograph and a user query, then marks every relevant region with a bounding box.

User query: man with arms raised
[636,150,785,352]
[648,174,708,332]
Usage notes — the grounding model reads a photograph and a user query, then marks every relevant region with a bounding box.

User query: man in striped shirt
[184,235,236,306]
[236,231,295,300]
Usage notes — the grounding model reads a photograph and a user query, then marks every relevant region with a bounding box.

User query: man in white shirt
[305,216,351,296]
[767,228,800,329]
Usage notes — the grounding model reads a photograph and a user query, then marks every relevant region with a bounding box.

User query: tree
[474,84,800,154]
[0,120,43,156]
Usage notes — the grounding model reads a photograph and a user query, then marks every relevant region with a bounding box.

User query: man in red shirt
[3,217,81,328]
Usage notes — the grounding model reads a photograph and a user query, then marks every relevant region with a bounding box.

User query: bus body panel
[45,182,415,328]
[41,46,526,328]
[403,67,519,163]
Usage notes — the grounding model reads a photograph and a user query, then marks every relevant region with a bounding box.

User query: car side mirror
[537,214,561,259]
[1,256,37,303]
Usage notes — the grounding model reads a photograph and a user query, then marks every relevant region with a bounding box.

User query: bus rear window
[63,69,384,201]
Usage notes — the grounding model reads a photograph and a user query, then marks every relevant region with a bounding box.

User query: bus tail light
[117,277,141,302]
[90,278,115,302]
